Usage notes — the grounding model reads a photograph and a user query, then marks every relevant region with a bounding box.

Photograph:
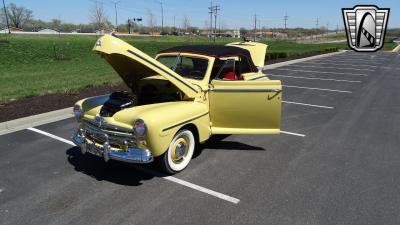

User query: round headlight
[73,105,83,119]
[134,119,147,137]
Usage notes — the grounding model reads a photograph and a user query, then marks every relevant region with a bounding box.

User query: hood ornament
[95,115,105,127]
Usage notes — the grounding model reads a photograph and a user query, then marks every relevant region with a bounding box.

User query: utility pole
[2,0,10,34]
[113,1,120,31]
[173,15,176,32]
[213,4,220,42]
[326,22,329,35]
[156,1,164,34]
[208,2,213,41]
[315,18,319,39]
[254,14,257,41]
[336,23,339,34]
[284,12,288,31]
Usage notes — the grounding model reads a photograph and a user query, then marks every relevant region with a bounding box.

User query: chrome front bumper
[72,129,153,164]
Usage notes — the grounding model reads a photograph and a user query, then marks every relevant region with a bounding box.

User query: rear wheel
[159,129,195,174]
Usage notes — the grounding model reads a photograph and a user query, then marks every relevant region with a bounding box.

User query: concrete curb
[263,50,347,70]
[0,108,73,136]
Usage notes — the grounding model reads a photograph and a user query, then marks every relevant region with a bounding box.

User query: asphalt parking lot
[1,51,400,225]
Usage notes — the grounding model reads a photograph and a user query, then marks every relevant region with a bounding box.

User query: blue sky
[6,0,400,29]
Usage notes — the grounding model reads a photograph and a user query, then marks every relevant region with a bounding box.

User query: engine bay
[100,78,182,117]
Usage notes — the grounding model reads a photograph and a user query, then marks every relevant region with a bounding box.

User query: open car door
[209,79,281,134]
[93,34,200,99]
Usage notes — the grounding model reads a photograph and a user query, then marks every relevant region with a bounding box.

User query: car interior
[211,56,253,81]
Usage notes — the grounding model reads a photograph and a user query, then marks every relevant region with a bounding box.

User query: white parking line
[27,128,76,145]
[163,176,240,204]
[301,61,381,68]
[313,60,381,66]
[274,68,368,76]
[270,74,362,83]
[283,85,352,93]
[321,58,388,62]
[286,64,375,71]
[26,127,240,204]
[280,131,306,137]
[282,100,334,109]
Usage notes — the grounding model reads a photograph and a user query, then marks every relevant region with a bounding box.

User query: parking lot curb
[0,108,73,136]
[263,50,347,70]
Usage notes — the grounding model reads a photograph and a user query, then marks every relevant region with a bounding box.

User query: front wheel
[158,129,195,174]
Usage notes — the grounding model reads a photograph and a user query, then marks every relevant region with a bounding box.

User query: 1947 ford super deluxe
[72,34,282,174]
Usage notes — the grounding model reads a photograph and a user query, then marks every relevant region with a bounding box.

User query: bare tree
[182,15,190,31]
[147,9,156,33]
[5,3,32,29]
[90,2,109,30]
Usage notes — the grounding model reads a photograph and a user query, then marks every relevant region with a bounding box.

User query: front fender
[135,101,210,157]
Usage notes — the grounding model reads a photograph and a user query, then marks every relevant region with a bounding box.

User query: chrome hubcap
[171,137,189,163]
[175,142,187,158]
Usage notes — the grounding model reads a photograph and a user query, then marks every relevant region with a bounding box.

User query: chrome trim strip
[162,112,209,132]
[127,50,199,93]
[211,89,281,93]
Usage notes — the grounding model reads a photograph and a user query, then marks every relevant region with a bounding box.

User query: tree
[90,2,109,30]
[5,3,32,29]
[182,15,190,32]
[51,19,61,30]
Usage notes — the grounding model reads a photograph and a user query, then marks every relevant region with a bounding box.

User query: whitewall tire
[159,129,195,174]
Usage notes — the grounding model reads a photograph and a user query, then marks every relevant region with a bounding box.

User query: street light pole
[2,0,10,34]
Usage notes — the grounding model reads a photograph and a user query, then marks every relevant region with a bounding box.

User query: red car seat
[223,72,239,80]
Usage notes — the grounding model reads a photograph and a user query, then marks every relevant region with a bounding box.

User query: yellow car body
[72,34,281,173]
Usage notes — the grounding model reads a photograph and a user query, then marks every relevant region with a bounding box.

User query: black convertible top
[158,45,258,71]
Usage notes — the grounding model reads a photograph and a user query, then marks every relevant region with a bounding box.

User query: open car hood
[93,34,200,99]
[226,42,268,68]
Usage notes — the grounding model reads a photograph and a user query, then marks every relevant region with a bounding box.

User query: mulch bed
[0,83,129,123]
[0,51,336,123]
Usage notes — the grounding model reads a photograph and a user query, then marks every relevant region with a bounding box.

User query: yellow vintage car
[72,34,281,174]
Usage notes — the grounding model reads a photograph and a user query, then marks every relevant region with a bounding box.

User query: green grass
[0,34,396,103]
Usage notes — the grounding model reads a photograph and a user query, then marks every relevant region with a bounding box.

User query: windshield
[157,55,209,80]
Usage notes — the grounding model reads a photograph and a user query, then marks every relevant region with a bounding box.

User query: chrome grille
[82,120,136,150]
